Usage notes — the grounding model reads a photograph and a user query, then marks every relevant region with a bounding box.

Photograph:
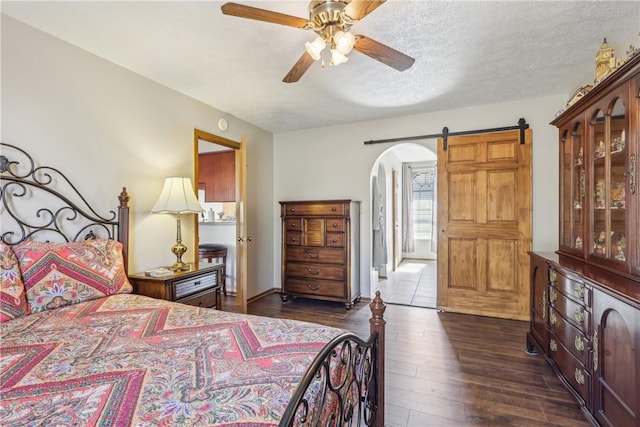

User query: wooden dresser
[527,53,640,427]
[280,199,360,309]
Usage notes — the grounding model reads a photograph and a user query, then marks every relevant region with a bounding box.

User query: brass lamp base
[169,227,190,271]
[168,261,192,272]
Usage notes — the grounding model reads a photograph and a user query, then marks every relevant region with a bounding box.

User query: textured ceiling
[2,1,639,133]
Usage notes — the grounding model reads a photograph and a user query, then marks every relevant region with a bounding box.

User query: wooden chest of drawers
[528,252,640,427]
[548,265,593,407]
[280,200,360,309]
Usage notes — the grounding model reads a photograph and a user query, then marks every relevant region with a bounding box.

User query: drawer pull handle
[290,223,297,228]
[308,269,320,275]
[542,290,547,320]
[550,339,557,352]
[306,252,319,259]
[550,270,557,283]
[193,281,201,286]
[550,288,557,303]
[574,308,585,323]
[291,237,296,242]
[290,208,295,212]
[332,223,338,227]
[332,239,338,243]
[331,207,336,211]
[307,284,320,290]
[574,335,584,352]
[574,368,585,385]
[550,311,557,325]
[574,284,585,299]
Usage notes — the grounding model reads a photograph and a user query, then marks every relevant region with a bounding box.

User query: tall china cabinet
[528,53,639,427]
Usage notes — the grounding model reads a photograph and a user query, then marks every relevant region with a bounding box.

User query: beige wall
[274,94,567,297]
[2,15,275,298]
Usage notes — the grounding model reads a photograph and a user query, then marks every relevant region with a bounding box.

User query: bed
[0,143,386,426]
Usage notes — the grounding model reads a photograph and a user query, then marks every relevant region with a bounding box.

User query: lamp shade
[305,36,326,61]
[333,30,355,55]
[151,177,204,214]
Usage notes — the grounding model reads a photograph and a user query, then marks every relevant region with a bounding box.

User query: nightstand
[128,262,224,309]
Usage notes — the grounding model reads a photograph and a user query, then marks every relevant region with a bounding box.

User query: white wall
[1,16,275,298]
[274,95,565,298]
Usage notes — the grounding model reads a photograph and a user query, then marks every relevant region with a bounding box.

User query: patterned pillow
[14,239,132,313]
[0,242,29,321]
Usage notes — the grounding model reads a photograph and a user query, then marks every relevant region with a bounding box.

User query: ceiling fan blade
[353,36,415,71]
[342,0,387,21]
[221,2,309,29]
[283,51,316,83]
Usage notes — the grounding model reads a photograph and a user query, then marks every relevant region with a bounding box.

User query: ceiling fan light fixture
[330,48,349,66]
[333,30,355,55]
[305,36,326,61]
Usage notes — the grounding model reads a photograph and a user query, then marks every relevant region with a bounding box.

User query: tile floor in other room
[375,259,436,308]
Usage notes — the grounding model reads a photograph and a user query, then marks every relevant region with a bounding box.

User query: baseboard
[247,288,280,304]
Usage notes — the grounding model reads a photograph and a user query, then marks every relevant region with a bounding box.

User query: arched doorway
[370,142,437,308]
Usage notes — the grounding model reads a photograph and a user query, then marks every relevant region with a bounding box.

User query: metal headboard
[0,142,130,268]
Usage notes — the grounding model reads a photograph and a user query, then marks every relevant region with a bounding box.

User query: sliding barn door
[437,129,532,320]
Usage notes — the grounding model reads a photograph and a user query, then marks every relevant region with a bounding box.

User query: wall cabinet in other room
[199,150,235,202]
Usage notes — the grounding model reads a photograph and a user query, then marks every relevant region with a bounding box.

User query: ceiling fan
[221,0,415,83]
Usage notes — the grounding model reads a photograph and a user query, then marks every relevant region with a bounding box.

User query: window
[412,168,435,239]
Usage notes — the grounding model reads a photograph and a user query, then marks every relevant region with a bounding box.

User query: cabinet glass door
[589,99,628,264]
[560,123,584,253]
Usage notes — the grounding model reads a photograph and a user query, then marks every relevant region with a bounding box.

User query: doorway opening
[370,142,437,308]
[194,128,247,312]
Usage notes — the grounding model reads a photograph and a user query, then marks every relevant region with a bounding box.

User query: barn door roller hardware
[363,118,529,150]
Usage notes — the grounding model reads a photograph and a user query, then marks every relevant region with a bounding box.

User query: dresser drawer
[325,219,345,232]
[549,267,591,307]
[549,307,591,367]
[326,232,344,247]
[285,231,302,246]
[174,273,217,299]
[177,289,217,308]
[550,286,591,335]
[549,332,591,405]
[284,218,302,231]
[286,246,345,264]
[282,202,346,217]
[285,278,345,298]
[286,262,345,281]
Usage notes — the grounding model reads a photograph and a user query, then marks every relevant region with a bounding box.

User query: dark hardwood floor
[224,293,590,427]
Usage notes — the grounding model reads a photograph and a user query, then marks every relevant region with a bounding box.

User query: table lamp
[151,177,204,271]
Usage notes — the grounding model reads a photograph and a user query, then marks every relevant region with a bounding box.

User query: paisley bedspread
[0,294,346,426]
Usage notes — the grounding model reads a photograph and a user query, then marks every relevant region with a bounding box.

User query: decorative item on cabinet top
[562,36,640,111]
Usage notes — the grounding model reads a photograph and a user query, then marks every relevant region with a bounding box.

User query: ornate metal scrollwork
[625,153,636,195]
[0,143,119,244]
[280,332,378,427]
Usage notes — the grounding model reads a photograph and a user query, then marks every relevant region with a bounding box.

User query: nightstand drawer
[174,274,217,299]
[178,289,217,308]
